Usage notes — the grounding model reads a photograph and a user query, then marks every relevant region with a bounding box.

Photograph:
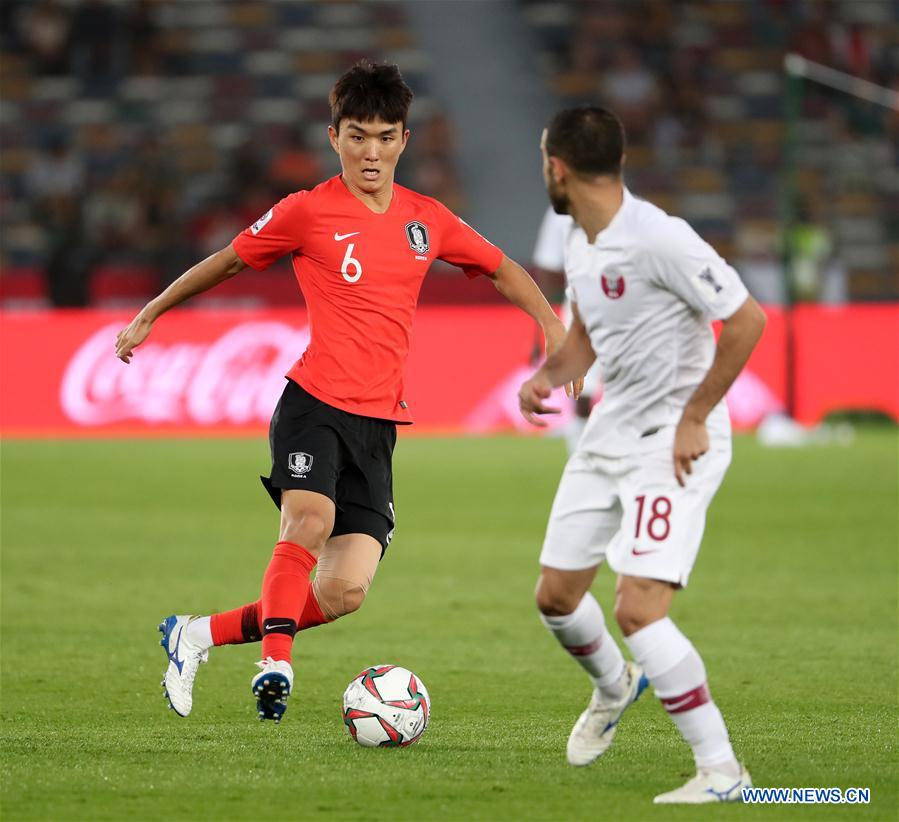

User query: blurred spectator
[70,0,118,80]
[25,135,91,306]
[410,113,465,213]
[19,0,70,76]
[787,199,846,304]
[267,127,324,199]
[122,0,162,77]
[600,45,659,140]
[25,133,84,201]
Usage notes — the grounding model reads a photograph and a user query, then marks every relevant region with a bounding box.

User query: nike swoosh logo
[631,547,659,556]
[264,622,292,631]
[334,231,360,241]
[664,694,694,711]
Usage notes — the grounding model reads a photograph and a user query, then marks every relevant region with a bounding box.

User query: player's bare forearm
[518,305,594,426]
[539,307,595,388]
[682,296,766,423]
[142,244,247,322]
[490,256,562,338]
[491,255,584,397]
[115,244,247,363]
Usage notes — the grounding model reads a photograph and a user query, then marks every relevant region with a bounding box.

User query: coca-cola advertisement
[1,305,895,437]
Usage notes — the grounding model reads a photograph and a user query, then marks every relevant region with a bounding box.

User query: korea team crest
[288,452,313,477]
[404,221,430,254]
[601,272,626,299]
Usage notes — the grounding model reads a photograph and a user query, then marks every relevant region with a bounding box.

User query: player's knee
[313,575,367,620]
[340,584,366,615]
[614,593,667,636]
[614,598,647,636]
[534,576,580,617]
[614,576,675,636]
[280,510,331,553]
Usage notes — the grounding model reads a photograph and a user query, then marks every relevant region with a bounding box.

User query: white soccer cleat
[566,661,649,766]
[158,615,209,717]
[653,765,752,804]
[252,657,294,723]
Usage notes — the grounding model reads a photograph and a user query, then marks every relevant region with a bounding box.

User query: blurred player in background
[116,62,572,724]
[519,106,766,804]
[532,206,603,454]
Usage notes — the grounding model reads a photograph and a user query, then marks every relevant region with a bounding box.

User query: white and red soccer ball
[342,665,431,747]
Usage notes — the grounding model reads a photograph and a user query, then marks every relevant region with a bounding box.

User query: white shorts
[539,438,731,587]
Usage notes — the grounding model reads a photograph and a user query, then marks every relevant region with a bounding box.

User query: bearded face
[541,131,571,216]
[546,171,571,215]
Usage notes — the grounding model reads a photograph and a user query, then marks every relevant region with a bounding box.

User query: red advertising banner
[0,305,894,438]
[792,304,898,425]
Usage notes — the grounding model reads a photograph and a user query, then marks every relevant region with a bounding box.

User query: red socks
[209,543,331,653]
[210,602,263,646]
[210,591,330,647]
[260,541,318,663]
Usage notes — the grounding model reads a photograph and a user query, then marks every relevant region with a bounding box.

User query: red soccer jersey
[232,175,504,423]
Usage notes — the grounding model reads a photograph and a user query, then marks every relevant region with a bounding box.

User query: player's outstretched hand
[673,415,709,487]
[115,314,153,364]
[519,373,561,427]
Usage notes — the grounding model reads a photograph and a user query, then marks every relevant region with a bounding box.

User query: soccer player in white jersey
[519,106,766,804]
[533,207,603,454]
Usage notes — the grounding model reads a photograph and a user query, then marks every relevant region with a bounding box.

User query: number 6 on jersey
[341,243,363,283]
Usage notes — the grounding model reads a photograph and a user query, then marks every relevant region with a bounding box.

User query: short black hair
[545,106,625,177]
[329,61,414,131]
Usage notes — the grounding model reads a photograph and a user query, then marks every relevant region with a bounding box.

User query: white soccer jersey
[565,188,749,457]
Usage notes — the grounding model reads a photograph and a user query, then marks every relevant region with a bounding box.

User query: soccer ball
[342,664,430,747]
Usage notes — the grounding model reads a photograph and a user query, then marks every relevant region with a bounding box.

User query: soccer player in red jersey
[116,62,573,723]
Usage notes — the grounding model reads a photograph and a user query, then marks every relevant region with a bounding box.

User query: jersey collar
[591,186,633,245]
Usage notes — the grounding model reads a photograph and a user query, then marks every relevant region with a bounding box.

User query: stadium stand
[1,0,896,307]
[1,0,468,306]
[520,0,898,302]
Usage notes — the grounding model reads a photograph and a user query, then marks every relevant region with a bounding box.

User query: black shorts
[261,380,397,552]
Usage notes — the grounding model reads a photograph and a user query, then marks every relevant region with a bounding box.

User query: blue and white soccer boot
[566,660,649,766]
[158,615,209,717]
[251,657,294,723]
[653,764,752,804]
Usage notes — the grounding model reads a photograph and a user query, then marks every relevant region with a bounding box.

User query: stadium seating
[0,0,447,306]
[1,0,896,306]
[520,0,898,301]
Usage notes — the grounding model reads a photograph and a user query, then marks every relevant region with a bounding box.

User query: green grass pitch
[1,431,896,820]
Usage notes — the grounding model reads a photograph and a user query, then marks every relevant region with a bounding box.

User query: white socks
[540,593,628,700]
[185,615,214,650]
[624,617,738,776]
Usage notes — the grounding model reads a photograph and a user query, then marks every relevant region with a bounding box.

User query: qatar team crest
[288,452,313,477]
[404,221,430,254]
[601,272,626,299]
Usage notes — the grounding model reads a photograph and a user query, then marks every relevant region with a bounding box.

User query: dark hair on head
[545,106,625,177]
[329,61,414,131]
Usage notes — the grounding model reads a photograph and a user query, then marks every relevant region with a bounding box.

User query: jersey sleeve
[435,203,504,279]
[231,191,310,271]
[648,217,749,320]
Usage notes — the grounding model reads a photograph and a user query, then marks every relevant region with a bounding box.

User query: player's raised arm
[518,302,595,426]
[489,254,583,399]
[673,295,766,485]
[115,243,247,363]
